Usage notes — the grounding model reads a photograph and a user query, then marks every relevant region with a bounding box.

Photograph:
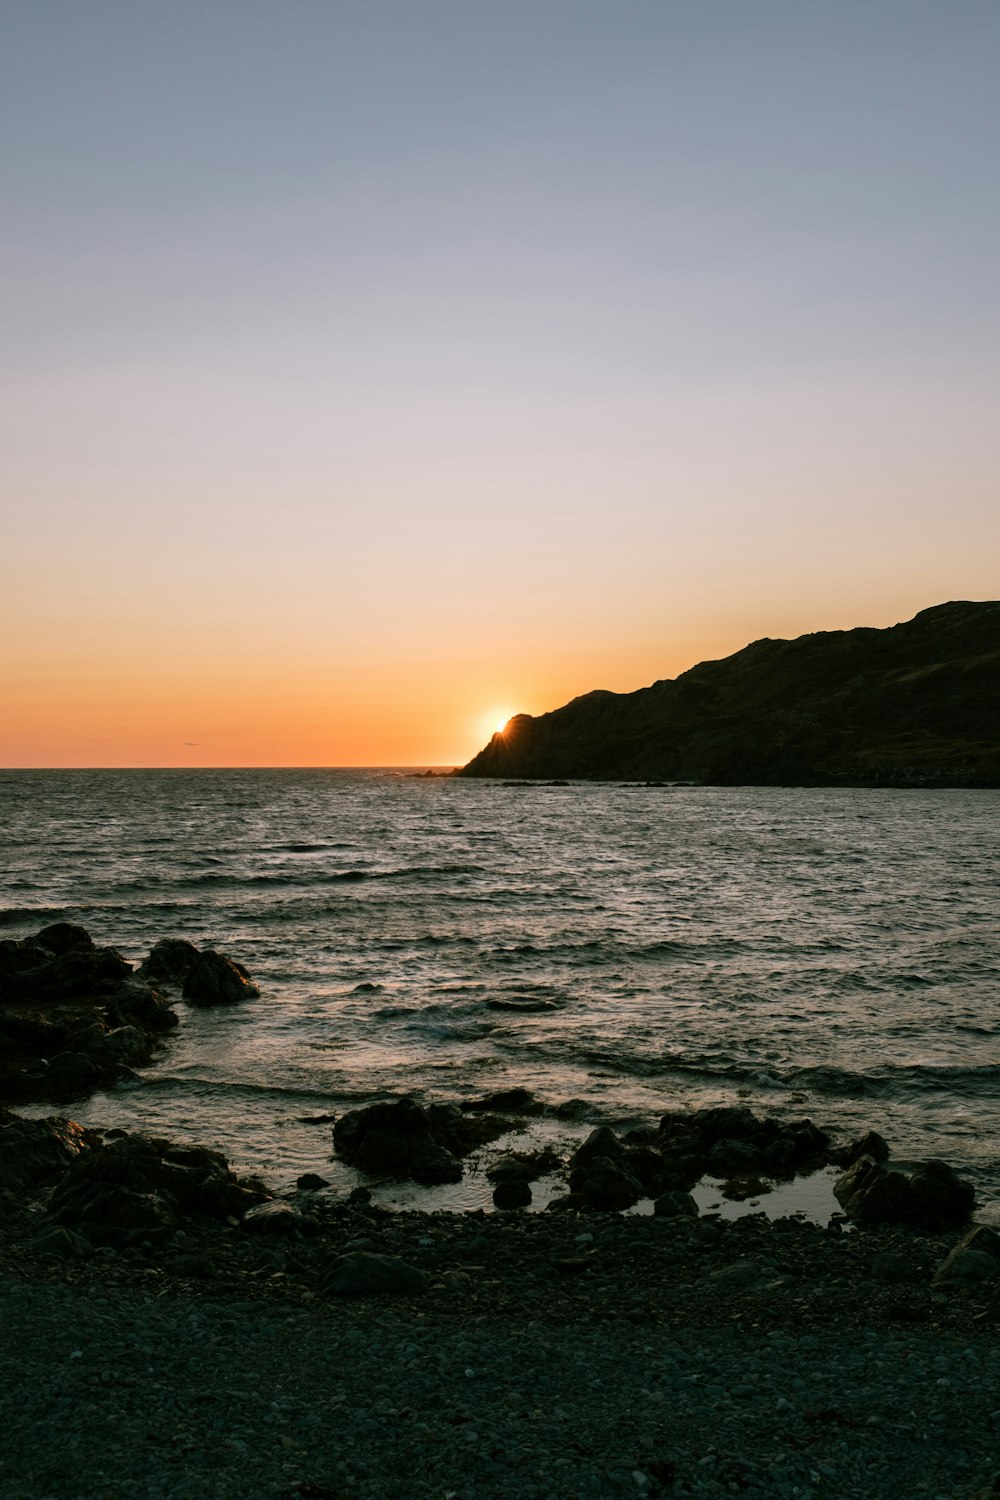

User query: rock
[553,1098,590,1119]
[296,1173,330,1190]
[571,1126,625,1172]
[486,1147,562,1184]
[653,1190,699,1218]
[933,1226,1000,1284]
[871,1251,919,1285]
[46,1051,101,1095]
[332,1097,463,1184]
[0,938,132,1003]
[108,978,179,1032]
[410,1139,464,1185]
[493,1179,532,1209]
[42,1131,264,1244]
[831,1129,891,1167]
[933,1247,999,1285]
[834,1156,910,1223]
[242,1200,319,1237]
[93,1025,155,1069]
[834,1154,974,1230]
[34,922,95,955]
[572,1153,644,1212]
[29,1225,93,1258]
[460,1088,542,1114]
[692,1106,760,1144]
[706,1138,761,1174]
[487,1155,533,1183]
[0,1112,97,1194]
[52,1179,177,1241]
[321,1251,428,1297]
[137,938,201,986]
[182,950,259,1006]
[908,1159,976,1230]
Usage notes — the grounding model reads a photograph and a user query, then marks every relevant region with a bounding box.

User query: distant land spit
[459,601,1000,787]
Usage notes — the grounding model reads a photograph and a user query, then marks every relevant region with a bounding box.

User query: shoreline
[3,1122,1000,1499]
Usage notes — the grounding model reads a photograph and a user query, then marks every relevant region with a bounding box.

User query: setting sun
[494,715,511,735]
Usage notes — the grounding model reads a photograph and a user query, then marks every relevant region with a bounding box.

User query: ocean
[2,770,998,1215]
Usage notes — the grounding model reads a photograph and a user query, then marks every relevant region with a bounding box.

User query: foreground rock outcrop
[0,923,258,1104]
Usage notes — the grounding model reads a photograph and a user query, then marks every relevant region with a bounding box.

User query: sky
[1,1,998,767]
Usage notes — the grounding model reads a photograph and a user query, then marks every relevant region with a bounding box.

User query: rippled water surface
[2,771,998,1204]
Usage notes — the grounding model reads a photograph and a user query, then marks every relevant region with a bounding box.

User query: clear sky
[2,1,998,767]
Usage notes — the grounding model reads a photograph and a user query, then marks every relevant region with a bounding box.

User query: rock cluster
[0,923,258,1105]
[0,1111,269,1253]
[833,1153,975,1231]
[557,1107,832,1213]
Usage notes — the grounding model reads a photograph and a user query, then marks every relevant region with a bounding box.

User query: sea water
[2,770,998,1211]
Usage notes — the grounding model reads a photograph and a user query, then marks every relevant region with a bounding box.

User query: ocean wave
[0,905,69,926]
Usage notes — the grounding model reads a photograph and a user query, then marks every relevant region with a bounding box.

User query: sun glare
[494,715,511,735]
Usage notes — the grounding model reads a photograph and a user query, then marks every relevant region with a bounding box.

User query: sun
[494,714,511,735]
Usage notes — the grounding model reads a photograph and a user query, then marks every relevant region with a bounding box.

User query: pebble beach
[4,1142,1000,1500]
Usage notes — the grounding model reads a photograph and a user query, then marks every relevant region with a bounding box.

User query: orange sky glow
[2,5,998,768]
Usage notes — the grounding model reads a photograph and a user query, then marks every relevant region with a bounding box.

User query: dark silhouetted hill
[459,602,1000,786]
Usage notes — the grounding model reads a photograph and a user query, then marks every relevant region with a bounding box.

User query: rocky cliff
[459,601,1000,786]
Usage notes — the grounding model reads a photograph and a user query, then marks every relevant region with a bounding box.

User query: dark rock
[1,939,132,1003]
[333,1097,463,1184]
[571,1126,625,1172]
[834,1154,974,1230]
[137,938,201,986]
[296,1173,330,1191]
[692,1106,761,1144]
[43,1131,264,1244]
[46,1051,101,1095]
[34,923,94,955]
[486,1155,534,1184]
[29,1225,93,1258]
[653,1190,699,1218]
[242,1200,319,1237]
[50,1177,177,1242]
[572,1153,644,1212]
[321,1251,428,1297]
[460,1088,542,1115]
[493,1179,532,1209]
[108,978,179,1032]
[933,1225,1000,1284]
[830,1129,891,1167]
[182,950,259,1006]
[871,1251,919,1285]
[553,1098,590,1119]
[0,937,53,987]
[908,1159,976,1230]
[706,1138,762,1175]
[410,1138,464,1185]
[933,1247,999,1286]
[0,1111,98,1194]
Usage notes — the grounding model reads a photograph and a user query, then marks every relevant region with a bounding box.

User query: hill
[459,601,1000,786]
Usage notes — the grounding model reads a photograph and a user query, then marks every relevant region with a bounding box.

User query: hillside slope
[459,601,1000,786]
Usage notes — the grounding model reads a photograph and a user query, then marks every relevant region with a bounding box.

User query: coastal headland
[459,600,1000,786]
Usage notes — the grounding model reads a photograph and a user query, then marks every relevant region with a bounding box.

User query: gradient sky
[2,1,998,767]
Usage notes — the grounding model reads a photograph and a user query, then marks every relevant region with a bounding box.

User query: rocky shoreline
[4,920,1000,1496]
[4,1116,1000,1500]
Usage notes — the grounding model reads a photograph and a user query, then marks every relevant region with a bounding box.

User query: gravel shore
[4,1181,1000,1500]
